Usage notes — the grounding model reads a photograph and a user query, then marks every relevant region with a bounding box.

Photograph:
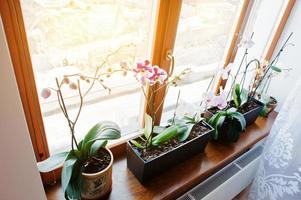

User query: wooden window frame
[0,0,279,184]
[262,0,296,62]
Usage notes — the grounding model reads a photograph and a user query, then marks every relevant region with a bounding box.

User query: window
[1,0,260,180]
[162,0,243,121]
[20,0,156,155]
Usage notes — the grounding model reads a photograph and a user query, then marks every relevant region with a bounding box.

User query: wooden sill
[45,112,277,200]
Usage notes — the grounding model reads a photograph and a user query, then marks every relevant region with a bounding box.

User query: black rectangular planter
[204,97,264,126]
[126,121,213,183]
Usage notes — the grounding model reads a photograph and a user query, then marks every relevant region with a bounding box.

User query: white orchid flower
[238,37,255,49]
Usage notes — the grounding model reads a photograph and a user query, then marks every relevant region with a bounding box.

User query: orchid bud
[86,79,90,83]
[80,75,85,80]
[107,68,113,73]
[62,77,70,84]
[120,62,129,70]
[41,88,51,99]
[69,82,77,90]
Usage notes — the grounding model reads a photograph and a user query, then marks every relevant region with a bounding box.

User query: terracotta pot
[81,148,113,200]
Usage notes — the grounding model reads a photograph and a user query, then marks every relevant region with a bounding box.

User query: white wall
[267,1,301,110]
[0,18,46,200]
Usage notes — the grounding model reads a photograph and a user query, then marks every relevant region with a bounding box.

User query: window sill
[45,112,277,200]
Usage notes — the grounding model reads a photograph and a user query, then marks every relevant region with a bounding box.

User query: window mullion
[146,0,182,125]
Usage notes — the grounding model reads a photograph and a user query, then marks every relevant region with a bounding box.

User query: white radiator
[178,141,265,200]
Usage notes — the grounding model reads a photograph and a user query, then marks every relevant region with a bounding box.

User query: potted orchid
[203,34,264,127]
[35,53,137,199]
[201,86,246,142]
[251,33,294,117]
[126,60,214,183]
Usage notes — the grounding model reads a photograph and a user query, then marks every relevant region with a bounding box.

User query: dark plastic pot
[215,118,242,143]
[204,97,264,127]
[126,121,213,183]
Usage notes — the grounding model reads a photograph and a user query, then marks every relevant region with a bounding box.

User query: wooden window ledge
[45,112,277,200]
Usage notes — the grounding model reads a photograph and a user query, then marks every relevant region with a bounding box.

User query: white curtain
[248,77,301,200]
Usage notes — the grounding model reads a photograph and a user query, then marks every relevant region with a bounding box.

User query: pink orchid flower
[148,66,167,85]
[134,60,153,85]
[133,60,152,75]
[202,91,215,106]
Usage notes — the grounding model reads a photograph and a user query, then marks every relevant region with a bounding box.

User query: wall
[268,0,301,110]
[0,18,46,200]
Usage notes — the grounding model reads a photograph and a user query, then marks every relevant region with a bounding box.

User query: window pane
[20,0,156,155]
[162,0,242,121]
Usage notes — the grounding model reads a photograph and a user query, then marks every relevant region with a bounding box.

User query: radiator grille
[178,145,263,200]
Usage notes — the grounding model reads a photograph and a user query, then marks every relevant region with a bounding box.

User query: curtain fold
[249,77,301,200]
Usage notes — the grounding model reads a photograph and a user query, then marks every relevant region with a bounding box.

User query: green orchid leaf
[90,140,108,157]
[153,126,166,134]
[144,113,153,139]
[226,107,237,114]
[130,140,144,149]
[233,84,242,108]
[83,128,120,157]
[61,151,78,194]
[65,178,81,200]
[65,161,82,199]
[152,126,178,146]
[78,140,83,151]
[178,124,193,142]
[213,115,225,140]
[208,111,225,127]
[240,88,249,106]
[83,121,121,146]
[270,65,282,72]
[37,152,68,173]
[259,105,269,117]
[167,117,185,126]
[229,112,246,131]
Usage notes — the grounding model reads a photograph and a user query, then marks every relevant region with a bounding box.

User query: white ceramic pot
[81,148,113,199]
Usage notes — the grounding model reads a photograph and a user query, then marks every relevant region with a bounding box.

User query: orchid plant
[35,48,143,198]
[250,32,294,99]
[202,33,257,111]
[130,60,193,150]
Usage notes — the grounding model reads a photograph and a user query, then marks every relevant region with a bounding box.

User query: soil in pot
[208,98,261,115]
[130,122,211,162]
[82,148,111,174]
